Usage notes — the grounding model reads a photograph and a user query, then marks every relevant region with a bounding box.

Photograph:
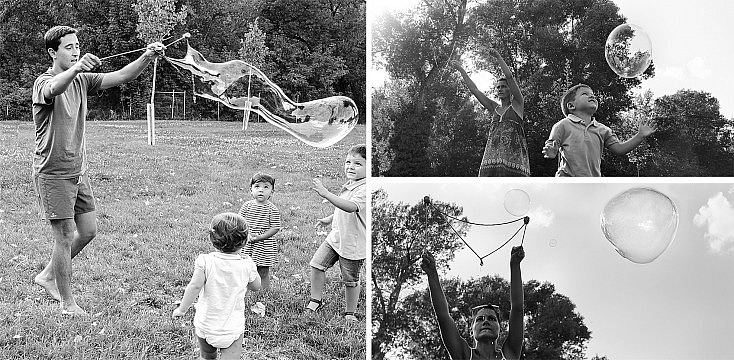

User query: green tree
[371,190,468,360]
[642,89,733,176]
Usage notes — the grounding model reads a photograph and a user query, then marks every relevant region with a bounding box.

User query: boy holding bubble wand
[306,144,367,321]
[542,83,655,177]
[31,25,164,315]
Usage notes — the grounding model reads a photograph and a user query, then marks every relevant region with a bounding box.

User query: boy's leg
[35,175,97,303]
[307,241,339,311]
[196,333,218,360]
[49,218,87,315]
[339,257,364,318]
[218,333,244,360]
[35,211,98,298]
[307,267,326,310]
[257,266,270,290]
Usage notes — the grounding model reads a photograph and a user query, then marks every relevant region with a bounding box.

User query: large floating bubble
[600,188,678,264]
[605,23,652,78]
[166,44,358,147]
[504,189,530,217]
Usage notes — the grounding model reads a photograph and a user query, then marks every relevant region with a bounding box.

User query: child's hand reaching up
[638,120,656,138]
[311,178,329,198]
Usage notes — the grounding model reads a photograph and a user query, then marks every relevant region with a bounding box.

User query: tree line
[0,0,366,123]
[371,0,734,177]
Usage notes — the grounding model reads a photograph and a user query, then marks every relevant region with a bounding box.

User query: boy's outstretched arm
[100,42,165,90]
[450,59,499,111]
[489,48,524,115]
[608,122,656,155]
[421,252,471,360]
[43,53,102,98]
[312,178,359,213]
[503,246,525,360]
[172,265,206,317]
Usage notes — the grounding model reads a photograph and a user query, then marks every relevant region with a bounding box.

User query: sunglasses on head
[471,304,500,323]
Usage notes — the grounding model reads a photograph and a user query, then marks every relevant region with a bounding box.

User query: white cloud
[659,66,686,81]
[693,192,734,253]
[527,207,554,228]
[686,56,712,79]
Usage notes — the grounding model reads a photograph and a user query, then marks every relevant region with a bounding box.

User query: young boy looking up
[542,84,655,177]
[306,144,367,321]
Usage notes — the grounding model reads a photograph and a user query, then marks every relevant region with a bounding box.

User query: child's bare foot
[60,302,88,316]
[34,273,61,301]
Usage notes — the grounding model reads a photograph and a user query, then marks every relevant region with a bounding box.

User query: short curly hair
[208,213,248,253]
[348,144,366,159]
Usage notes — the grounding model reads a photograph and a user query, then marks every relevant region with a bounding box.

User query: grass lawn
[0,120,366,359]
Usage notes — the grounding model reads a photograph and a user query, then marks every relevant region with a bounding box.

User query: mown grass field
[0,120,366,359]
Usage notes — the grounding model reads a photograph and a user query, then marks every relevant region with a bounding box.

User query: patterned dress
[478,105,530,177]
[238,200,281,267]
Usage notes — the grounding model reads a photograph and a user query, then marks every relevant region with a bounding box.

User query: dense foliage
[0,0,366,123]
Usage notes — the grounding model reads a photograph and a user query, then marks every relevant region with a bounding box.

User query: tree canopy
[0,0,365,123]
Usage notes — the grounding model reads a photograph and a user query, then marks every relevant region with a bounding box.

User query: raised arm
[451,59,499,112]
[489,48,524,117]
[421,252,471,360]
[100,42,165,90]
[607,121,656,156]
[502,246,525,360]
[311,178,358,212]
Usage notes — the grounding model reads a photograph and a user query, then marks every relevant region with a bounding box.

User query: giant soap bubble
[504,189,530,216]
[166,44,358,147]
[600,188,678,264]
[605,23,652,78]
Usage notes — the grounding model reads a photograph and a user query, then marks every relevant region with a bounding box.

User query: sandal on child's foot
[305,298,323,312]
[344,312,358,321]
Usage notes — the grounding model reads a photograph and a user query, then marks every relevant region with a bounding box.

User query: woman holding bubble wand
[451,48,530,177]
[421,245,525,360]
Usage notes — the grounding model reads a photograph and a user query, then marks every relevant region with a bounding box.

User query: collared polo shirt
[547,114,620,177]
[326,178,366,260]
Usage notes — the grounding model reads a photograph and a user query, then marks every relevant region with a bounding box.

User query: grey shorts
[33,174,96,221]
[309,241,364,287]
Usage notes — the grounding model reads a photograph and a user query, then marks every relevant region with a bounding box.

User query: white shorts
[195,327,242,349]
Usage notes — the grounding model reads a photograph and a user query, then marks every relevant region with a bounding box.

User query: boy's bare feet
[60,302,88,316]
[34,273,61,301]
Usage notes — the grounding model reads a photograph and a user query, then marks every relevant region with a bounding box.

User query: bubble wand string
[425,196,529,266]
[100,33,191,61]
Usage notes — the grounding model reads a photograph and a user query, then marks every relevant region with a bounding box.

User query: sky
[368,0,734,119]
[373,180,734,360]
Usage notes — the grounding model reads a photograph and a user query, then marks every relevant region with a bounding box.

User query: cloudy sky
[369,0,734,118]
[372,180,734,360]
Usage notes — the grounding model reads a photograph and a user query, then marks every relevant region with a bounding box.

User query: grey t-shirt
[32,69,104,178]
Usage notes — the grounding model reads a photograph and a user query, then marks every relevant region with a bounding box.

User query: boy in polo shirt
[542,83,655,176]
[306,144,366,321]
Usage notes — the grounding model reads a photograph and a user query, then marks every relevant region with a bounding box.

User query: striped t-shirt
[239,200,281,267]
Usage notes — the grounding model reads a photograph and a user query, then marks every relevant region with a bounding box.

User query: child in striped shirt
[239,173,282,291]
